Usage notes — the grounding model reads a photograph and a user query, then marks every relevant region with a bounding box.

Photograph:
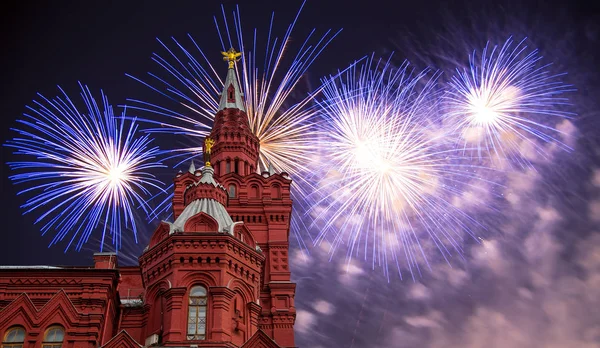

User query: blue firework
[125,2,341,253]
[444,37,575,165]
[310,55,493,279]
[5,84,166,251]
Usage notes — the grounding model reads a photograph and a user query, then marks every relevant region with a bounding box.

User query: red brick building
[0,50,297,348]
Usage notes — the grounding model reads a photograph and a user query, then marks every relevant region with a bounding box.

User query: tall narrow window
[3,327,25,348]
[226,160,231,174]
[227,84,235,102]
[228,184,236,198]
[42,326,64,348]
[187,286,208,340]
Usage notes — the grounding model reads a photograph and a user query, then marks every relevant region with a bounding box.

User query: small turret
[167,165,232,233]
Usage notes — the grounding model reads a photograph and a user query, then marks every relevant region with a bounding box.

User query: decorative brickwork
[0,57,296,348]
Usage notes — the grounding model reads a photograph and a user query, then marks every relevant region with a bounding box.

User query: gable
[101,329,142,348]
[148,222,170,249]
[0,290,80,329]
[241,329,282,348]
[233,223,257,248]
[184,212,219,232]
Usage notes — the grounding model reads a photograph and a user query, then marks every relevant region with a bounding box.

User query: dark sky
[1,1,600,347]
[0,0,391,265]
[0,0,506,264]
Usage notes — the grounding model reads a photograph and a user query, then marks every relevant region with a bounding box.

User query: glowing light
[5,84,166,251]
[126,2,339,174]
[311,55,486,279]
[107,166,125,185]
[445,37,575,164]
[125,2,340,253]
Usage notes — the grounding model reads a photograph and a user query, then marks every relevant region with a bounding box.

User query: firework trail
[86,228,150,266]
[83,206,154,265]
[125,3,339,190]
[125,2,340,253]
[310,55,491,279]
[390,11,583,251]
[5,84,166,252]
[444,37,575,166]
[390,4,576,168]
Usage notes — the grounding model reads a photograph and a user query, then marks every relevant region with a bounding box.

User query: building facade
[0,49,296,348]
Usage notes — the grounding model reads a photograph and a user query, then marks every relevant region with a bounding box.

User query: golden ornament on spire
[204,137,215,154]
[221,47,242,69]
[204,137,216,167]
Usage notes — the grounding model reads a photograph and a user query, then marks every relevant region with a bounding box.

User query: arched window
[187,286,208,340]
[42,326,64,348]
[226,160,231,174]
[3,327,25,348]
[228,184,236,198]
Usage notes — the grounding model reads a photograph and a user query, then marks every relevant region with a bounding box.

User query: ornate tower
[141,48,296,348]
[208,48,260,179]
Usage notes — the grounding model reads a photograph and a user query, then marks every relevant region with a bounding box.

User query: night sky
[2,1,600,347]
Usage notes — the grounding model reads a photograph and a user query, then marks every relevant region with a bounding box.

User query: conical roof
[167,166,233,234]
[218,48,246,111]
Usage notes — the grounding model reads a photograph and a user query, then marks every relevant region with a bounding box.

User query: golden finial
[221,47,242,69]
[204,137,216,167]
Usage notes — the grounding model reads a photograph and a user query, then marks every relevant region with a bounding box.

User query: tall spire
[219,48,245,111]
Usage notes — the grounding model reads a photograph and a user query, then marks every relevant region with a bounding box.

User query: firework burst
[444,37,575,165]
[126,3,340,256]
[310,55,488,279]
[126,1,340,177]
[5,84,166,252]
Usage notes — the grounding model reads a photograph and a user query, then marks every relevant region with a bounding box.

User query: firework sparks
[85,223,151,266]
[444,37,575,165]
[310,55,488,279]
[126,3,340,257]
[5,84,166,252]
[126,2,340,176]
